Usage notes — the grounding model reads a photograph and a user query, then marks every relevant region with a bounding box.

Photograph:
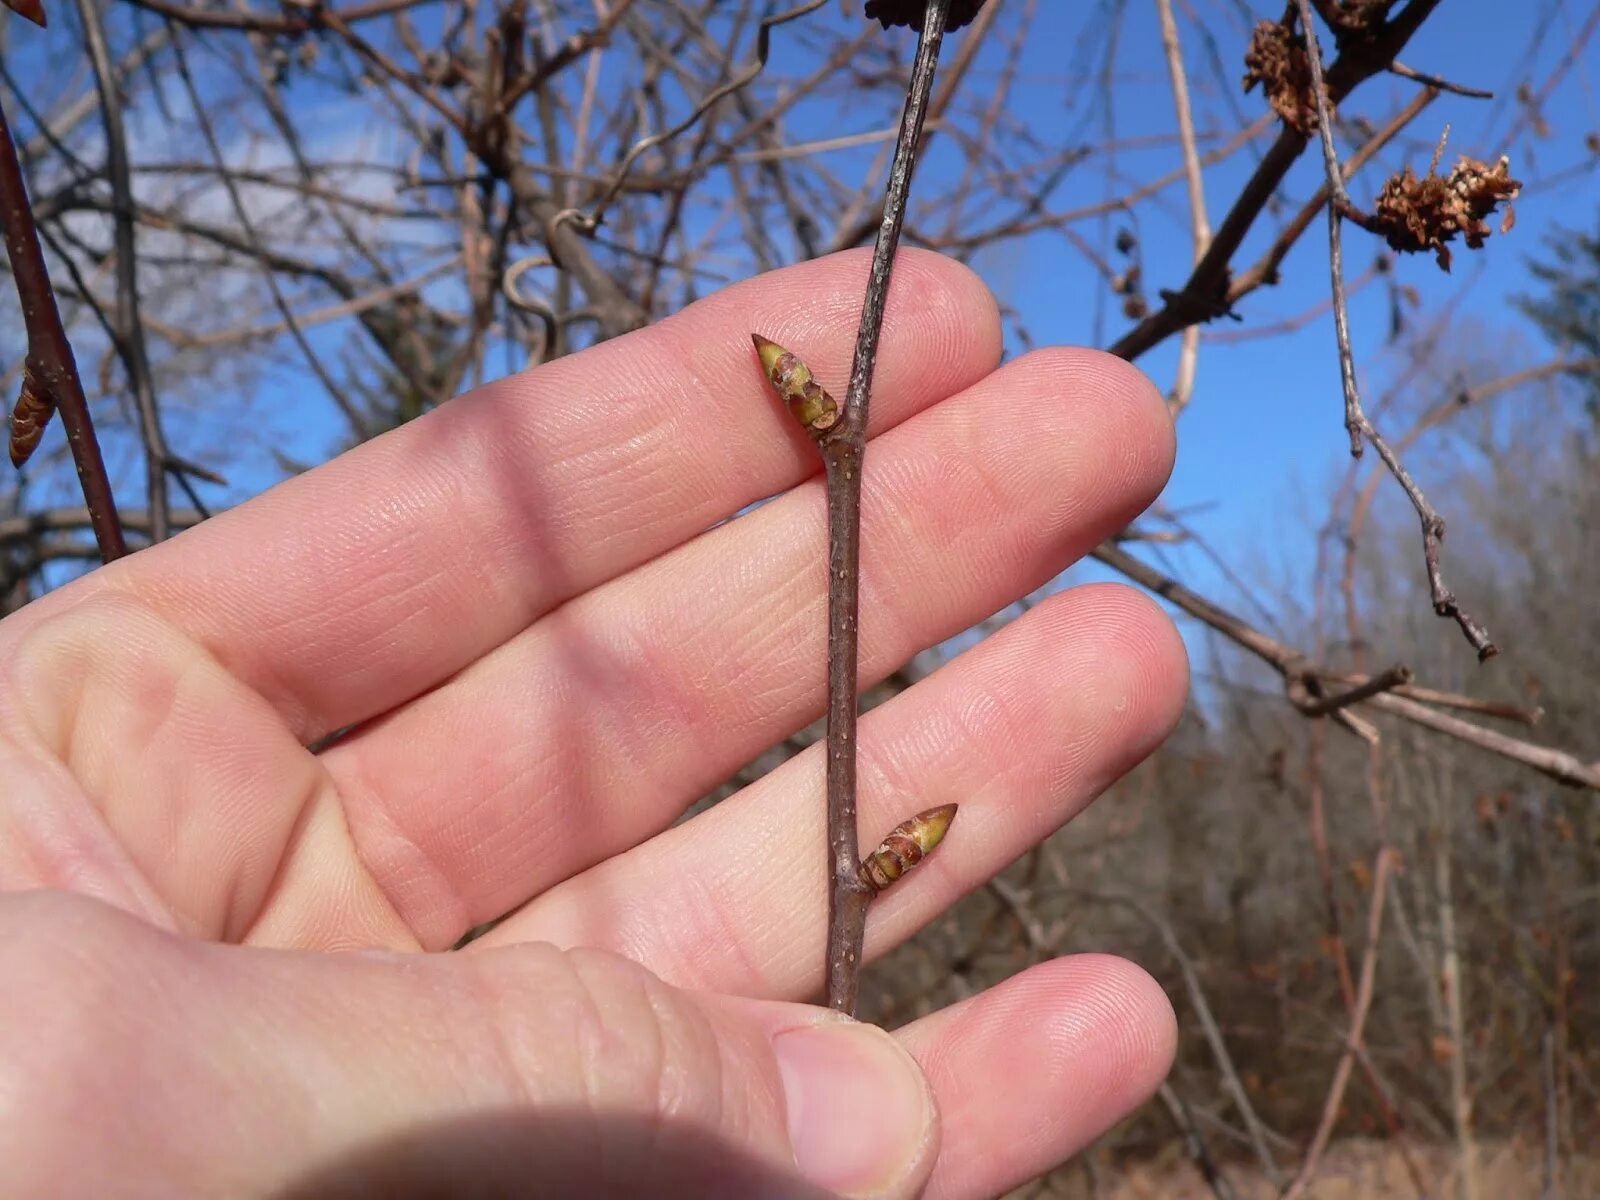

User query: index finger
[30,250,1001,742]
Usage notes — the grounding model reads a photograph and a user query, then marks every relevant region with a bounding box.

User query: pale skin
[0,250,1187,1199]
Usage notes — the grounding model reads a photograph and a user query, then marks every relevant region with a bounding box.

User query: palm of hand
[0,251,1184,1200]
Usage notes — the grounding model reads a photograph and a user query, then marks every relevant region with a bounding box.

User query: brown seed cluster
[863,0,988,33]
[1242,19,1325,135]
[1371,155,1522,272]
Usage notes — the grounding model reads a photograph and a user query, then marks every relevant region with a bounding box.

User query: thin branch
[1293,0,1496,661]
[553,1,827,236]
[1294,664,1413,716]
[78,0,173,543]
[0,96,126,561]
[821,0,951,1016]
[1154,0,1210,416]
[1280,848,1394,1200]
[165,24,371,439]
[1066,878,1283,1185]
[1388,60,1493,98]
[1159,1082,1241,1200]
[1092,542,1600,790]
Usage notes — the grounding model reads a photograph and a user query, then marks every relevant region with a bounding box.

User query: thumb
[0,892,938,1199]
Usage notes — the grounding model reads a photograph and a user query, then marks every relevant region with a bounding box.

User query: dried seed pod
[9,364,53,469]
[860,803,958,893]
[751,334,841,436]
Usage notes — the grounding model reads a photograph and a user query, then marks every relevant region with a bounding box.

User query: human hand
[0,251,1186,1199]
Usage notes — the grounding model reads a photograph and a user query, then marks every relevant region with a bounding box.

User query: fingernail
[772,1021,935,1197]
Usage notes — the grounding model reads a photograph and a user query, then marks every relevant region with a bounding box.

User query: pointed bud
[751,334,841,436]
[860,803,958,893]
[9,364,52,469]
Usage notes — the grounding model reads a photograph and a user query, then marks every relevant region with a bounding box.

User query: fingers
[34,251,1000,744]
[0,590,411,948]
[484,585,1189,998]
[322,348,1172,946]
[896,956,1177,1200]
[0,891,940,1200]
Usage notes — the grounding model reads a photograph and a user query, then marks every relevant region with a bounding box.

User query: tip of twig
[2,0,46,27]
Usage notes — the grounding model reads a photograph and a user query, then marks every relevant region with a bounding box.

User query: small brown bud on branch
[751,334,842,436]
[9,364,51,468]
[860,803,958,893]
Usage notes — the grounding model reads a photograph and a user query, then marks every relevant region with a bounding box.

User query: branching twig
[1293,664,1413,717]
[0,97,126,561]
[1092,542,1600,790]
[165,24,371,440]
[1293,0,1496,661]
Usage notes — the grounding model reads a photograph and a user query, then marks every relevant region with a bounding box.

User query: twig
[1154,0,1210,416]
[1388,61,1493,98]
[1294,664,1413,716]
[78,0,173,544]
[1066,878,1283,1185]
[552,1,827,236]
[1542,1028,1561,1200]
[1281,848,1394,1200]
[0,506,203,546]
[1293,0,1496,661]
[165,24,371,440]
[1091,542,1600,790]
[1109,0,1445,362]
[823,0,951,1016]
[0,97,126,561]
[1158,1082,1241,1200]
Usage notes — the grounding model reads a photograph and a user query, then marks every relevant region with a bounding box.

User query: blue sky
[7,1,1598,662]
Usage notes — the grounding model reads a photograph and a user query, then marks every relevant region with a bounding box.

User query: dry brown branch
[1292,0,1498,660]
[1156,0,1211,416]
[1280,848,1395,1200]
[0,96,125,560]
[1091,542,1600,790]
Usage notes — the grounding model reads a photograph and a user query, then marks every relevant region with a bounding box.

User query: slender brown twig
[1280,848,1395,1200]
[1292,0,1496,661]
[1294,664,1413,717]
[822,0,952,1016]
[1154,0,1210,416]
[1092,541,1600,790]
[0,96,126,561]
[78,0,172,544]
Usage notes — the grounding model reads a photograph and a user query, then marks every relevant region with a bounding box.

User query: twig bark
[1154,0,1210,416]
[1091,541,1600,790]
[822,0,951,1016]
[1292,0,1496,661]
[0,96,126,561]
[78,0,172,544]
